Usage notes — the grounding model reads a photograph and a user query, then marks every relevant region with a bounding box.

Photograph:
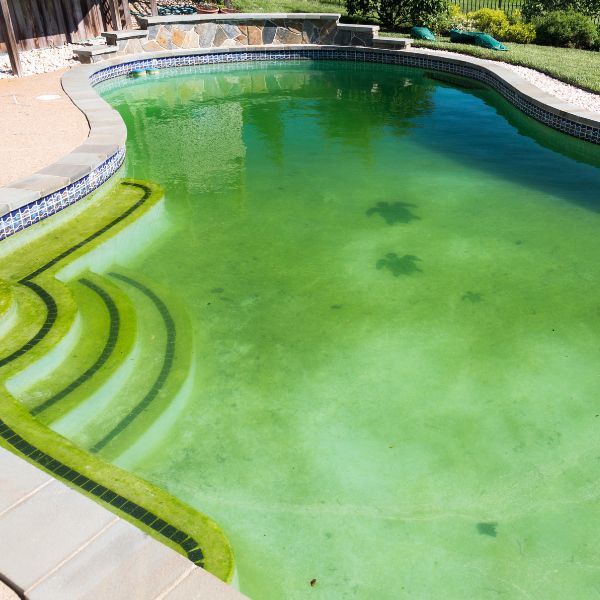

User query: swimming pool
[2,58,600,598]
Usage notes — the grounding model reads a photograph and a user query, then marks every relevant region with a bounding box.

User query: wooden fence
[0,0,130,52]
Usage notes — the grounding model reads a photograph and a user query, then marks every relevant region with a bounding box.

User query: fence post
[150,0,158,16]
[108,0,122,30]
[121,0,132,28]
[0,0,22,77]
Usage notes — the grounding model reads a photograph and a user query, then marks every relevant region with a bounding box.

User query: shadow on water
[376,253,422,277]
[366,201,420,225]
[476,522,498,537]
[420,71,600,213]
[462,291,484,303]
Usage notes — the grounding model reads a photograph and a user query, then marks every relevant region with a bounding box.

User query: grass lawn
[381,34,600,93]
[232,0,346,14]
[227,0,600,94]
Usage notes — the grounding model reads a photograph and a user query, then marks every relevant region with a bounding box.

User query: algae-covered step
[29,272,138,426]
[62,268,193,463]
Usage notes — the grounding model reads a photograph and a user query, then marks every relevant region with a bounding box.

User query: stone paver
[28,520,192,599]
[0,478,117,590]
[0,448,51,514]
[0,448,247,599]
[159,569,248,600]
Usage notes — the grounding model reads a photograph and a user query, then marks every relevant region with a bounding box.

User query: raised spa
[2,59,600,598]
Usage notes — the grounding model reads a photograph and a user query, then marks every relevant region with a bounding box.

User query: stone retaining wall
[143,16,341,51]
[79,14,385,63]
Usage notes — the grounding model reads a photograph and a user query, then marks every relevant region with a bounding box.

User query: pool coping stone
[0,446,247,599]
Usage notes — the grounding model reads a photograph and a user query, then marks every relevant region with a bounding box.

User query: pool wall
[1,17,599,243]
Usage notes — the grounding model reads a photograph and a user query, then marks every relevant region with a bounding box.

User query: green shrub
[534,10,598,48]
[466,8,537,42]
[345,0,450,30]
[522,0,600,22]
[345,0,406,29]
[504,22,537,43]
[409,0,451,28]
[434,3,472,33]
[469,8,509,38]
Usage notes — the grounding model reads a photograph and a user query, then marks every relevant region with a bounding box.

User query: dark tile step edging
[0,420,207,567]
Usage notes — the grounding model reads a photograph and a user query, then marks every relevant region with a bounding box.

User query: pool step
[0,277,79,382]
[373,36,413,50]
[0,180,163,387]
[54,268,193,462]
[0,179,185,464]
[18,272,138,425]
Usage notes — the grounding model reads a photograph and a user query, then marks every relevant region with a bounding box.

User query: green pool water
[7,60,600,598]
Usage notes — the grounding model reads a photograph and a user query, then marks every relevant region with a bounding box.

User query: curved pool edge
[0,44,598,246]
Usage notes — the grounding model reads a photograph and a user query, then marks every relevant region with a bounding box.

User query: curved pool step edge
[0,393,236,583]
[31,273,139,426]
[88,268,195,461]
[0,278,80,381]
[0,446,246,599]
[0,180,163,411]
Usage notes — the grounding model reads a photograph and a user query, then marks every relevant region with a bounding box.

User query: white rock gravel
[1,43,599,114]
[0,41,103,79]
[500,62,600,114]
[413,46,600,114]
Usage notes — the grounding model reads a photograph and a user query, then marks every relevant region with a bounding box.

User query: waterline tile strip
[0,148,125,242]
[1,44,598,243]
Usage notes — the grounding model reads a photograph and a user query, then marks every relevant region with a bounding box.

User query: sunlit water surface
[96,61,600,599]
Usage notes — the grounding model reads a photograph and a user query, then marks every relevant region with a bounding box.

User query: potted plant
[219,0,239,13]
[196,2,219,13]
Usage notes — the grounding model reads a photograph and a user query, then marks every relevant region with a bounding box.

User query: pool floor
[4,61,600,598]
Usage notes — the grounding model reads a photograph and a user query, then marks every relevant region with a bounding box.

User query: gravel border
[413,46,600,115]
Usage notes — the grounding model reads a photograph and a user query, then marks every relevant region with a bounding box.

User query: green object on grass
[411,26,436,40]
[450,28,507,51]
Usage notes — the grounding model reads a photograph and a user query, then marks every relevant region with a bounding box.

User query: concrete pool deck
[0,68,88,187]
[0,447,247,599]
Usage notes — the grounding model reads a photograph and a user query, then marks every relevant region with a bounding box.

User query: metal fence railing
[457,0,524,17]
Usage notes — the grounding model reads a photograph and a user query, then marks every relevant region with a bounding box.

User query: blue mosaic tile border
[0,148,125,242]
[90,48,600,144]
[3,47,597,243]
